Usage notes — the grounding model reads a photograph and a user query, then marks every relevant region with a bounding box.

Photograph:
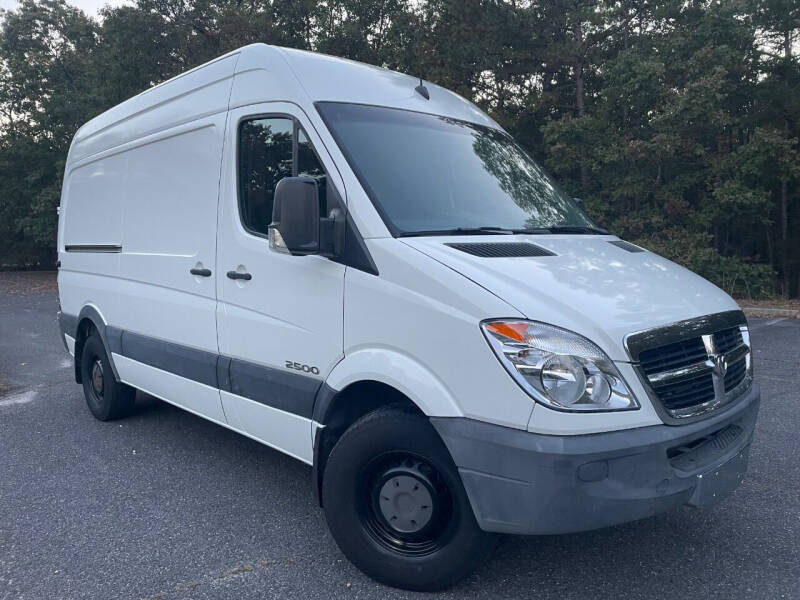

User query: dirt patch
[735,298,800,311]
[0,271,57,295]
[736,298,800,319]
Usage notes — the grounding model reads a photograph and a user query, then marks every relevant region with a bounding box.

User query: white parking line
[0,390,37,408]
[750,317,787,330]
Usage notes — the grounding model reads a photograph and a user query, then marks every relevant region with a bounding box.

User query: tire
[321,406,493,591]
[80,333,135,421]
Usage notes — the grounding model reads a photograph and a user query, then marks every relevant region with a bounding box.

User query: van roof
[68,44,499,167]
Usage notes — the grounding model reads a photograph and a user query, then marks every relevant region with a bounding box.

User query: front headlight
[481,319,638,412]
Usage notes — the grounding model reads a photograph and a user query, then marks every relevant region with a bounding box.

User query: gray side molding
[59,312,79,339]
[60,316,323,420]
[121,330,218,388]
[229,358,321,419]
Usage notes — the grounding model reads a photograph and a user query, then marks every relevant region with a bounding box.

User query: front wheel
[321,407,493,591]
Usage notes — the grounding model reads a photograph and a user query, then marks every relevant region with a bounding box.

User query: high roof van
[57,44,760,591]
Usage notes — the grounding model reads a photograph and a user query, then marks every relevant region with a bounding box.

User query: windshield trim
[316,101,513,238]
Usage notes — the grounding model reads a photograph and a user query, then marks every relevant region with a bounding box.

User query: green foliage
[0,0,798,298]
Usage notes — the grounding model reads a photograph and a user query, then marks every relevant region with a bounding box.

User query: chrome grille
[626,311,752,420]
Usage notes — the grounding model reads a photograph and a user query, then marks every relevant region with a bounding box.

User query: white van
[57,44,760,591]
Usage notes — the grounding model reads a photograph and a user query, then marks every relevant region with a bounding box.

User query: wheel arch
[311,349,463,506]
[73,305,121,383]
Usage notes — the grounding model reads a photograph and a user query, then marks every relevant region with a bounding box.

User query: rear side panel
[58,53,239,424]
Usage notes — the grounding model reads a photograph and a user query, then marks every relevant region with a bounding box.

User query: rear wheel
[322,407,493,591]
[80,333,135,421]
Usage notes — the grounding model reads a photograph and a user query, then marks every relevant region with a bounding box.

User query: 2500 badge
[285,360,320,375]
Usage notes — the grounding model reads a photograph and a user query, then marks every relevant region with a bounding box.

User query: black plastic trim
[229,358,321,419]
[74,306,121,380]
[608,240,645,253]
[335,212,379,276]
[64,244,121,253]
[446,242,556,258]
[106,326,123,355]
[121,330,219,388]
[57,311,75,353]
[311,425,325,505]
[217,356,232,392]
[311,382,338,424]
[226,271,252,281]
[59,312,79,339]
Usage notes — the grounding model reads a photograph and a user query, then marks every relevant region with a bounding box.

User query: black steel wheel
[359,453,456,557]
[322,406,493,591]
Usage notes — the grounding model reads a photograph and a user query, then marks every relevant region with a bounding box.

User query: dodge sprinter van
[57,44,760,591]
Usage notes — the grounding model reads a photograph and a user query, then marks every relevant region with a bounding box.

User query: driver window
[238,117,335,237]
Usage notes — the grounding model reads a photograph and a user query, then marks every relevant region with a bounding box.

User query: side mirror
[270,176,320,255]
[572,197,585,210]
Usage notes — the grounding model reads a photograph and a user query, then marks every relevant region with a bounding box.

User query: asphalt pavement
[1,289,798,599]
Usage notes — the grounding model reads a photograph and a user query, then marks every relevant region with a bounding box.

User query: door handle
[190,267,212,277]
[227,271,252,281]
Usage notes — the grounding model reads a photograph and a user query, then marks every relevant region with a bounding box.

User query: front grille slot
[724,357,747,391]
[654,373,716,411]
[639,337,707,375]
[714,327,743,354]
[668,424,744,472]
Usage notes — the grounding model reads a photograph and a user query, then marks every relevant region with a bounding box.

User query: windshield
[316,102,596,236]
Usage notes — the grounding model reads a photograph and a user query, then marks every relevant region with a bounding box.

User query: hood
[401,235,740,362]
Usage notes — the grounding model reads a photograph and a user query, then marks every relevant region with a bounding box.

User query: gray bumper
[431,383,760,535]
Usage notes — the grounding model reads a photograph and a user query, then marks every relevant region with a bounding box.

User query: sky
[0,0,129,16]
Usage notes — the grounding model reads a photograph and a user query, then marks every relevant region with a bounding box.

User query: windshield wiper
[399,225,608,237]
[399,226,516,237]
[534,225,609,235]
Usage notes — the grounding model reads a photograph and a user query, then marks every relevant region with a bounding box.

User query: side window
[297,127,331,217]
[238,117,293,236]
[238,116,336,237]
[297,128,324,178]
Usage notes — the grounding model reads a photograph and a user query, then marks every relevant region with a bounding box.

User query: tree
[0,0,798,297]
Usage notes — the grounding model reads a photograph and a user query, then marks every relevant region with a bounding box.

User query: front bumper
[431,382,760,535]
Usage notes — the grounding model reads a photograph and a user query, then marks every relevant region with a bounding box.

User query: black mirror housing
[270,176,321,255]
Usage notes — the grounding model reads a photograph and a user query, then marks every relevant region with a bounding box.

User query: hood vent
[445,242,556,258]
[609,240,645,253]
